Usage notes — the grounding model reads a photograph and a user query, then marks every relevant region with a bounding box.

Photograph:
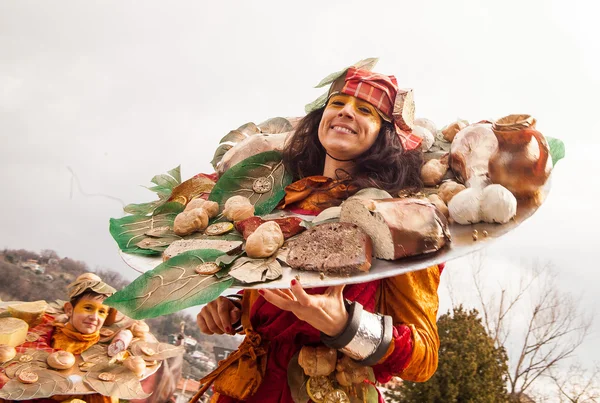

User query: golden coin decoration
[100,328,115,337]
[140,346,156,356]
[204,222,234,236]
[98,372,116,381]
[25,333,40,342]
[306,376,334,403]
[252,177,272,194]
[18,371,39,384]
[323,389,351,403]
[194,262,221,275]
[19,354,33,363]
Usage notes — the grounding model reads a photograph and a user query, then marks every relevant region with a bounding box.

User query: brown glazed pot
[489,114,551,199]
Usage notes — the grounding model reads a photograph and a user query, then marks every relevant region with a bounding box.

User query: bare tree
[448,252,593,401]
[549,363,600,402]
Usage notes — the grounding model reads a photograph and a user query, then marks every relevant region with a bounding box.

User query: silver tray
[120,181,549,289]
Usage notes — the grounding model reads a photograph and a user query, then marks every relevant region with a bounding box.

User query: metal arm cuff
[320,301,393,366]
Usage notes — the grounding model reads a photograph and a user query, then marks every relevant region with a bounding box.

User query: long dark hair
[282,107,424,194]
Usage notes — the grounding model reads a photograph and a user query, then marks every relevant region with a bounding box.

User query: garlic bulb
[480,184,517,224]
[448,188,483,224]
[412,126,435,151]
[414,118,437,138]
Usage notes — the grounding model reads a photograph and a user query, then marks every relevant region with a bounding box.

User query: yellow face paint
[70,296,109,334]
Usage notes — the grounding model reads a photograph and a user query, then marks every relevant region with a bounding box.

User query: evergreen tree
[387,306,509,403]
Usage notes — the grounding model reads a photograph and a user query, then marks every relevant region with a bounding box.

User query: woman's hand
[259,280,348,336]
[197,296,241,335]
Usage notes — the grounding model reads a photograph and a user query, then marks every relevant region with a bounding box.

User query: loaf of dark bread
[340,198,451,260]
[287,222,373,274]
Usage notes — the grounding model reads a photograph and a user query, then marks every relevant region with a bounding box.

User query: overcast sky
[1,0,598,395]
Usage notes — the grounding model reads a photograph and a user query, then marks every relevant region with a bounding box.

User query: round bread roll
[0,345,16,363]
[47,350,76,370]
[124,356,147,377]
[130,321,150,338]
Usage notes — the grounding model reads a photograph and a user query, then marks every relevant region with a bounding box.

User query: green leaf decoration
[123,166,182,215]
[306,58,379,113]
[546,136,565,166]
[109,202,185,256]
[304,91,329,114]
[208,151,292,216]
[314,57,379,88]
[104,249,233,319]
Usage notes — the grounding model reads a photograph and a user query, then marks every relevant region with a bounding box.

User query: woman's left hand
[259,280,348,336]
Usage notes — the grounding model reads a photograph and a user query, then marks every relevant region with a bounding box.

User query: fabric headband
[328,67,422,151]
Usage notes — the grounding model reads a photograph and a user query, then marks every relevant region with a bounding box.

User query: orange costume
[196,177,442,402]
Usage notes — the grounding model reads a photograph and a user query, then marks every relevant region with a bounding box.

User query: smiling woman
[195,64,444,403]
[282,68,424,207]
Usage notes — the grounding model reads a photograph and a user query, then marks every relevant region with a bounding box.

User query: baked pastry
[47,350,76,370]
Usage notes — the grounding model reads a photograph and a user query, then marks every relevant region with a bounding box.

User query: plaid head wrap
[328,67,422,151]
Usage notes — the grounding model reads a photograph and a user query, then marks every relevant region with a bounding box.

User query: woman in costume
[195,67,443,402]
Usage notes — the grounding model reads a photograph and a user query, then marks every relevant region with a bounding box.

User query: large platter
[120,181,549,289]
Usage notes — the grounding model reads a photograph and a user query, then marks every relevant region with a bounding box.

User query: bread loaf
[340,198,451,260]
[287,222,373,274]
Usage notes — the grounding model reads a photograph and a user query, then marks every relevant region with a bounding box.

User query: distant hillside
[0,248,241,380]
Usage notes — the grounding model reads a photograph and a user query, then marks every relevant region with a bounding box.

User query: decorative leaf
[0,368,72,400]
[312,206,341,225]
[307,58,379,113]
[236,122,261,136]
[81,344,110,364]
[104,249,234,319]
[546,136,565,166]
[168,175,216,205]
[109,202,184,256]
[211,144,234,170]
[84,363,151,400]
[129,341,184,361]
[228,256,282,284]
[314,58,379,88]
[304,91,329,114]
[123,166,182,215]
[257,117,293,134]
[219,129,248,144]
[208,151,292,216]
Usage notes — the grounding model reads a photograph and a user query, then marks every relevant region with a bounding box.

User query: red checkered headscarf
[328,67,422,151]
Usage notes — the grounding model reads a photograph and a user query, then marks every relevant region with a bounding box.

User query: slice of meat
[287,222,373,274]
[340,198,451,260]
